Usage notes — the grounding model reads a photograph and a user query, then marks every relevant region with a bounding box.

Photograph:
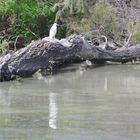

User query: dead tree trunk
[0,35,140,81]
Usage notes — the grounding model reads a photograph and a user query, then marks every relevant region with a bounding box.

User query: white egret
[49,23,58,38]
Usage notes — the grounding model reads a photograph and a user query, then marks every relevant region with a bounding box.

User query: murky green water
[0,64,140,140]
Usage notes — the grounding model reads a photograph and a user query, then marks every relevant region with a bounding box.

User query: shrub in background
[0,0,55,43]
[91,2,121,40]
[127,21,140,43]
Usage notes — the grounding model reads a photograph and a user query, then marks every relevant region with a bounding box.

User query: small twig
[28,29,39,39]
[124,32,132,47]
[7,35,14,50]
[114,0,122,9]
[46,1,53,7]
[14,35,20,52]
[114,41,123,48]
[0,35,8,44]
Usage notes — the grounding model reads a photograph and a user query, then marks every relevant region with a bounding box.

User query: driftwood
[0,34,140,81]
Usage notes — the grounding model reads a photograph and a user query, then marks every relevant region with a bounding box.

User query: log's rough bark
[0,35,85,81]
[0,34,140,81]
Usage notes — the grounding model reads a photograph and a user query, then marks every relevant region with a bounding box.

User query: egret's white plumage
[49,23,58,38]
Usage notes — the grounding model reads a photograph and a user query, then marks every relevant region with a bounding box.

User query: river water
[0,64,140,140]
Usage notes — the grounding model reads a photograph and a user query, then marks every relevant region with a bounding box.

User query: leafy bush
[62,0,88,15]
[52,0,90,35]
[0,0,55,43]
[67,18,91,33]
[0,39,9,55]
[127,21,140,43]
[91,2,121,39]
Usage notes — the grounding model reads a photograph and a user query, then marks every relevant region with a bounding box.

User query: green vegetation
[127,21,140,43]
[52,0,91,35]
[53,1,122,38]
[62,0,87,15]
[0,0,140,55]
[91,2,121,39]
[0,0,57,54]
[53,0,140,45]
[0,0,55,40]
[0,39,9,55]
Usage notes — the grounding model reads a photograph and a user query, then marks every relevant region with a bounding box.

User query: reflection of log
[0,34,140,81]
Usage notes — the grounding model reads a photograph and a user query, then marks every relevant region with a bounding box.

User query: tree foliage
[0,0,55,42]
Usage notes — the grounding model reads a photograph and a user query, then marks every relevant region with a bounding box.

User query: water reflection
[104,77,108,91]
[0,90,11,107]
[49,92,57,129]
[0,65,140,139]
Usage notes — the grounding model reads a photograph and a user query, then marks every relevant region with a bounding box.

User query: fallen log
[0,35,140,81]
[0,35,87,81]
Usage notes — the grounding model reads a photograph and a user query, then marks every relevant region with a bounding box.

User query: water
[0,64,140,140]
